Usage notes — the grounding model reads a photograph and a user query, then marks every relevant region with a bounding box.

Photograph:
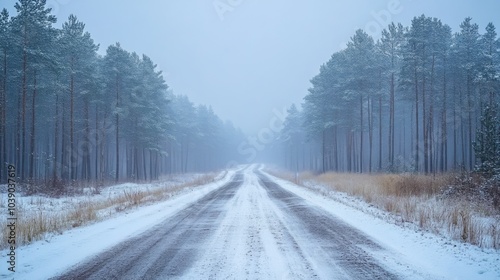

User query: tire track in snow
[256,170,399,279]
[255,176,322,280]
[182,170,272,279]
[183,168,319,279]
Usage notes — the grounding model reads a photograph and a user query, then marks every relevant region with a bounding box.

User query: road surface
[52,167,424,279]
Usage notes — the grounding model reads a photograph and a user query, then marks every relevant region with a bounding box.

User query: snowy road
[52,167,424,279]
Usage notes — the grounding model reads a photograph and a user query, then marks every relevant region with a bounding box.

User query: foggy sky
[3,0,500,134]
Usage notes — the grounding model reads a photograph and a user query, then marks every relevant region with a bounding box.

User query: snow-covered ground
[0,169,236,279]
[1,165,499,279]
[266,172,500,280]
[0,172,213,216]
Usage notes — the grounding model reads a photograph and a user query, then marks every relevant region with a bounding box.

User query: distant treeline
[0,0,246,186]
[279,15,500,174]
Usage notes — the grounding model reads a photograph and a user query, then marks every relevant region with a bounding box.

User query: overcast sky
[3,0,500,134]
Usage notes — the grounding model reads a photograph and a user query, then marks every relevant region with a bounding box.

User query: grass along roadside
[0,173,219,249]
[267,169,500,250]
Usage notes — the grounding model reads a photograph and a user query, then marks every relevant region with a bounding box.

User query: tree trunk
[423,66,428,174]
[346,132,351,172]
[440,56,448,172]
[61,95,67,180]
[389,69,395,166]
[115,75,120,182]
[333,125,338,171]
[143,148,147,182]
[183,136,189,173]
[321,129,326,173]
[459,86,466,169]
[83,97,91,181]
[368,94,373,173]
[379,87,383,171]
[0,47,6,182]
[29,70,37,180]
[467,72,473,170]
[414,58,419,173]
[428,54,436,174]
[53,92,59,184]
[95,104,99,182]
[100,108,106,184]
[134,146,139,181]
[360,92,364,173]
[70,58,75,181]
[21,49,27,180]
[453,82,457,169]
[16,93,21,175]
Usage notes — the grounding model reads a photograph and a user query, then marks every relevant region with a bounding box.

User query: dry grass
[0,173,216,249]
[269,169,500,249]
[377,174,450,197]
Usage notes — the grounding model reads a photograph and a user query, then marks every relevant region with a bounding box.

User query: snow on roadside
[0,172,212,215]
[264,171,500,280]
[0,169,237,280]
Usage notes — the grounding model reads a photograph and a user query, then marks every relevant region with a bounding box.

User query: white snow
[0,169,236,280]
[182,167,313,279]
[0,172,212,215]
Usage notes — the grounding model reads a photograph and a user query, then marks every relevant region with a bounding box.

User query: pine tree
[11,0,57,181]
[130,54,169,180]
[479,23,499,106]
[59,14,99,181]
[194,105,221,171]
[380,22,405,169]
[284,104,305,172]
[474,105,500,176]
[345,29,378,172]
[0,9,10,183]
[103,43,134,181]
[454,17,481,170]
[303,58,337,172]
[400,15,449,173]
[170,95,197,173]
